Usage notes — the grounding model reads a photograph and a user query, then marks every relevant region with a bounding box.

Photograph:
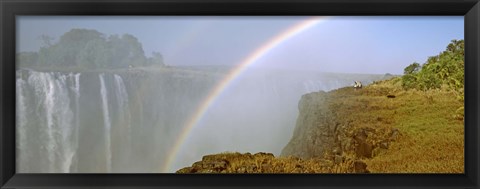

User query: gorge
[15,66,387,173]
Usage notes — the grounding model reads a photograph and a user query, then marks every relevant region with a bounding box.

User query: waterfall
[25,71,76,172]
[16,76,28,172]
[16,67,385,173]
[69,73,81,172]
[99,74,112,172]
[55,74,75,173]
[114,74,131,149]
[29,72,56,172]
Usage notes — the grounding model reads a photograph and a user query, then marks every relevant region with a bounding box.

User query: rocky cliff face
[281,86,400,169]
[177,84,401,173]
[280,91,337,159]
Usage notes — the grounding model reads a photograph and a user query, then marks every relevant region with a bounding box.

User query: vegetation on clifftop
[17,29,165,70]
[402,40,464,101]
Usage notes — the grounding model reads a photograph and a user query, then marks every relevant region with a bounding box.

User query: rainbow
[162,16,327,172]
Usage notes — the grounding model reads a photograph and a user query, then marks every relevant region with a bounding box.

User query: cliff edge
[177,77,464,173]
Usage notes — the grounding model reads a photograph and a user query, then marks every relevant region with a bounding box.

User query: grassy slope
[358,78,464,173]
[177,77,464,173]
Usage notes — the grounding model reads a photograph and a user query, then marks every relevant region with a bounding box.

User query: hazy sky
[17,16,463,74]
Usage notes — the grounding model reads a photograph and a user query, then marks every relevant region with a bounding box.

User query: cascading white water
[303,80,320,93]
[16,76,28,172]
[99,74,112,172]
[70,73,81,172]
[114,74,131,148]
[24,71,76,172]
[29,72,56,172]
[54,74,75,173]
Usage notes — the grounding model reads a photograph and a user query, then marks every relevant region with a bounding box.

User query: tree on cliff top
[401,39,464,93]
[19,28,165,70]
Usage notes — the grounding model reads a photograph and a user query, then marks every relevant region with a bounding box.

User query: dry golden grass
[178,151,367,173]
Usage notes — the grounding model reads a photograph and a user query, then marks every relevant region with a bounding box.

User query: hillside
[176,77,464,173]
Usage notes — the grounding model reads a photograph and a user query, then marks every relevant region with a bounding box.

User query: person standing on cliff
[354,81,362,89]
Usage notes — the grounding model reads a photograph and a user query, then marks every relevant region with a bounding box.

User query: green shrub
[401,39,464,94]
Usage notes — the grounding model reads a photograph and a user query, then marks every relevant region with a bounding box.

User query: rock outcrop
[281,91,337,159]
[176,152,370,173]
[281,87,401,172]
[178,85,402,174]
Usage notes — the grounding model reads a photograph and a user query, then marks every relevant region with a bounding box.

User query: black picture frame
[1,0,479,188]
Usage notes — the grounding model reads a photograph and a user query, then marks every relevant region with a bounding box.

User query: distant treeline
[401,39,464,95]
[17,29,165,70]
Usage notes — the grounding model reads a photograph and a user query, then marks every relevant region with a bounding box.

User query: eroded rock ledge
[281,87,400,170]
